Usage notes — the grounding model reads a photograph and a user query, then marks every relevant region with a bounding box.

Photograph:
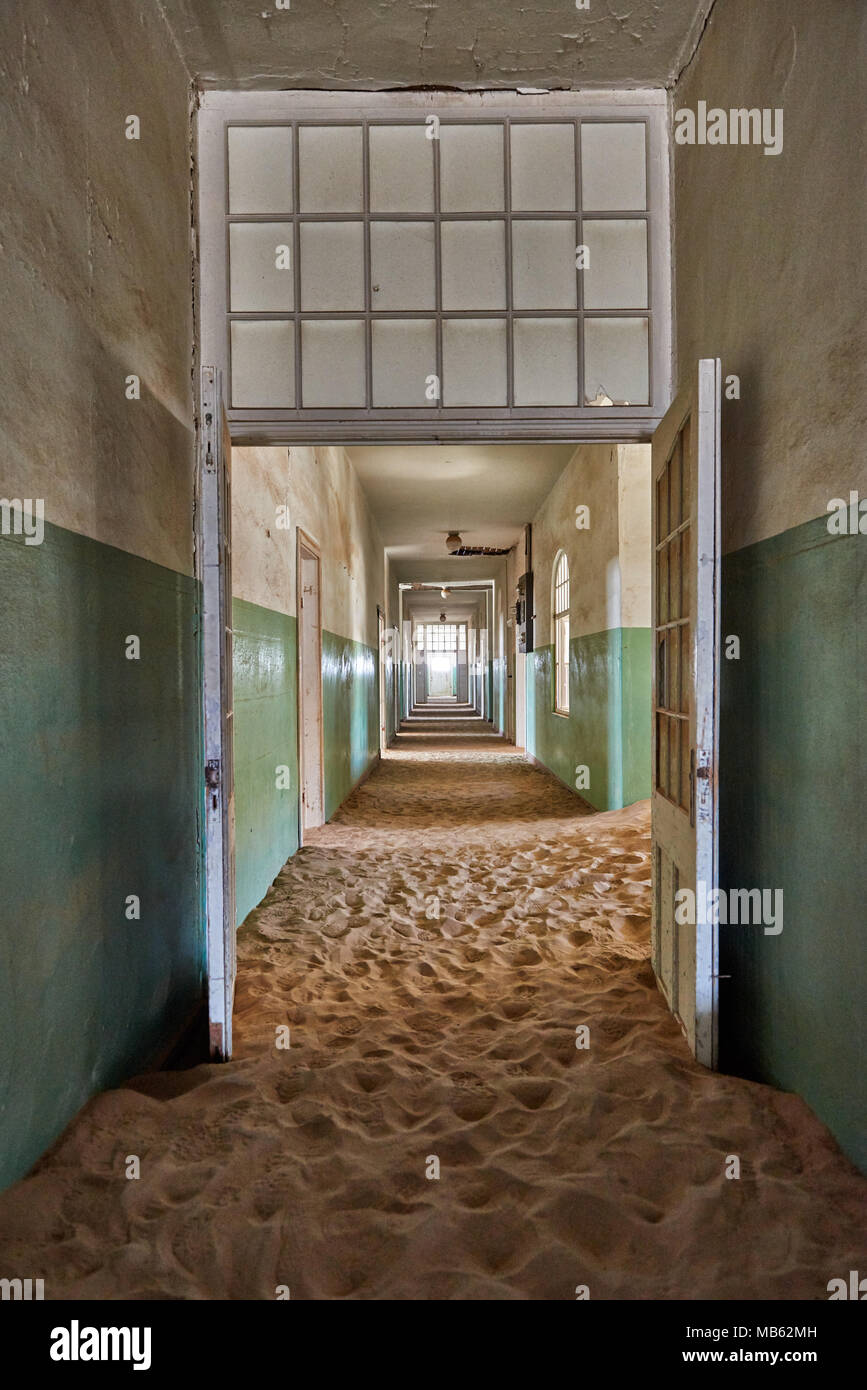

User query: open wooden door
[200,366,236,1060]
[651,358,722,1068]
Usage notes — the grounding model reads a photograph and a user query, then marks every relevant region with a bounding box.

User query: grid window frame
[654,424,692,812]
[199,92,671,442]
[553,550,571,716]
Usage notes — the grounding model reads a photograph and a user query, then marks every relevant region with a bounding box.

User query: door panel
[299,538,323,833]
[457,649,469,703]
[200,366,236,1061]
[651,358,721,1067]
[414,651,427,705]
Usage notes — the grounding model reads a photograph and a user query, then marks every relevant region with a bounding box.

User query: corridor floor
[0,721,864,1299]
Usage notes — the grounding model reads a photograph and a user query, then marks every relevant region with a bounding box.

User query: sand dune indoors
[0,721,863,1301]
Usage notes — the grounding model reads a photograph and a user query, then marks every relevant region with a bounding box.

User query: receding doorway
[297,529,324,839]
[378,606,387,752]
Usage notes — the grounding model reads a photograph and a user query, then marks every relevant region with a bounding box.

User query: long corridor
[0,722,864,1300]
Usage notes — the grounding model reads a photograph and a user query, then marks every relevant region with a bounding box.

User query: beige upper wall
[532,443,651,644]
[618,444,652,628]
[161,0,713,90]
[0,1,195,575]
[673,0,867,553]
[232,445,384,649]
[532,444,620,646]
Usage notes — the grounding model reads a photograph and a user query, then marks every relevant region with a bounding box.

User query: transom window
[199,92,671,441]
[415,623,466,652]
[553,551,570,715]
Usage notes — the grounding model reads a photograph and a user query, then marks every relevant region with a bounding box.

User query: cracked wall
[159,0,714,92]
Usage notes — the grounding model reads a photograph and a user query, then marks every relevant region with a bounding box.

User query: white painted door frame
[377,606,387,750]
[297,528,324,841]
[650,358,722,1068]
[199,366,237,1060]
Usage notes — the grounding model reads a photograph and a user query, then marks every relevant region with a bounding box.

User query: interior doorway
[297,530,324,839]
[378,607,387,751]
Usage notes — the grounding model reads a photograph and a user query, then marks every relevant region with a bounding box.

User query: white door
[651,358,722,1068]
[456,628,469,703]
[414,641,427,705]
[199,366,236,1060]
[298,534,323,834]
[515,651,526,748]
[428,654,455,699]
[378,609,387,751]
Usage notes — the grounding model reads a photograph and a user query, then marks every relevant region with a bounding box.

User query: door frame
[296,527,324,844]
[650,358,721,1068]
[198,365,236,1060]
[377,605,387,750]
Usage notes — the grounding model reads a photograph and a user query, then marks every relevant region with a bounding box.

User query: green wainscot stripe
[720,513,866,1173]
[527,628,651,812]
[621,627,653,807]
[232,599,298,927]
[322,629,379,821]
[0,522,204,1191]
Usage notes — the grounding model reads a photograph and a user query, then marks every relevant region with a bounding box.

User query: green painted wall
[0,522,204,1191]
[621,627,654,806]
[322,631,379,821]
[232,600,298,928]
[719,514,866,1172]
[527,629,651,811]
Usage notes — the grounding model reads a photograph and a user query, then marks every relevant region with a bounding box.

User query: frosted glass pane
[229,222,294,311]
[510,123,575,211]
[228,127,293,213]
[514,318,578,405]
[299,126,363,212]
[512,220,577,309]
[440,124,504,211]
[230,320,295,407]
[583,219,648,309]
[301,320,366,406]
[372,320,437,406]
[369,124,434,212]
[370,222,435,310]
[441,221,505,310]
[442,319,507,405]
[581,123,646,210]
[300,222,364,311]
[584,317,649,405]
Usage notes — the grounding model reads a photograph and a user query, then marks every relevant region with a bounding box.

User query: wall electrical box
[516,571,534,653]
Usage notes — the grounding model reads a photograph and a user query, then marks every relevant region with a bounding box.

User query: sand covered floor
[0,718,864,1300]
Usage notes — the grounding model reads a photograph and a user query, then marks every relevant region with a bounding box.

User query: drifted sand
[0,718,864,1300]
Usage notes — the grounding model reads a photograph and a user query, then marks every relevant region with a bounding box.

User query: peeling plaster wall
[159,0,713,92]
[0,0,199,1191]
[672,0,867,1170]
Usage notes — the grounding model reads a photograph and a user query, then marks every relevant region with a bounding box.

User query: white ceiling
[163,1,713,91]
[347,443,574,569]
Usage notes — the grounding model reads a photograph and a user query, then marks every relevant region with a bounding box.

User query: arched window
[553,551,570,714]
